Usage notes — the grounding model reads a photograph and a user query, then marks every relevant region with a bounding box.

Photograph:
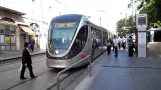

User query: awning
[19,25,35,35]
[0,20,16,26]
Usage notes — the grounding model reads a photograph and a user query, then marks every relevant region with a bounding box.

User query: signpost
[136,14,147,57]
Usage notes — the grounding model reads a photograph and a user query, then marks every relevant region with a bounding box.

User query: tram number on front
[54,22,76,28]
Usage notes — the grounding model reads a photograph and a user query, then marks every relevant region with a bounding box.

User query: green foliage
[116,18,126,31]
[126,16,135,27]
[116,15,135,37]
[154,21,161,27]
[139,0,161,27]
[140,0,156,23]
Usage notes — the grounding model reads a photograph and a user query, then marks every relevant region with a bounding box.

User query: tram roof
[51,14,113,34]
[51,14,84,21]
[85,20,110,32]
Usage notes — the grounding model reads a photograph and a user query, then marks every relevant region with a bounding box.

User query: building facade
[0,6,47,52]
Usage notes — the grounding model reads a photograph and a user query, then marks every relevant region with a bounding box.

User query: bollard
[89,56,92,77]
[56,55,90,90]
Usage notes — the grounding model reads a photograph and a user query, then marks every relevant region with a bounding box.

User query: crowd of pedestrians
[106,35,136,57]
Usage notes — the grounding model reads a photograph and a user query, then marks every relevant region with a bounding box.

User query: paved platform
[75,50,161,90]
[0,49,46,61]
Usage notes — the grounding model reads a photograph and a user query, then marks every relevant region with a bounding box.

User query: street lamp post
[98,10,106,27]
[49,6,52,19]
[132,0,134,17]
[99,17,102,27]
[4,0,5,7]
[40,0,44,22]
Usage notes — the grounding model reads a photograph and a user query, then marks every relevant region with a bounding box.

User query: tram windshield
[49,22,79,49]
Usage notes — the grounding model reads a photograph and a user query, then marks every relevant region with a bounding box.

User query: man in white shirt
[113,36,118,57]
[122,37,126,49]
[118,37,122,49]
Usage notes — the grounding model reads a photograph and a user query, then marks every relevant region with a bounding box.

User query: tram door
[91,27,102,60]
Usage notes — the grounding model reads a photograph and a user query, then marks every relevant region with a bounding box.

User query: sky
[0,0,135,32]
[60,0,131,32]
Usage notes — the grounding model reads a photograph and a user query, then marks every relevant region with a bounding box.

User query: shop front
[18,24,36,50]
[29,23,40,49]
[0,6,47,52]
[0,6,32,52]
[0,19,17,51]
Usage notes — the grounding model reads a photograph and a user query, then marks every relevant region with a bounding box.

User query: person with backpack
[29,37,35,52]
[122,37,126,50]
[106,38,113,55]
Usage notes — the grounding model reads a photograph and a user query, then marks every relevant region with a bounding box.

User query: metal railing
[56,55,91,90]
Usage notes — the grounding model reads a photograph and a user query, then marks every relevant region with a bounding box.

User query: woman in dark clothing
[106,38,112,55]
[29,37,35,52]
[128,36,133,57]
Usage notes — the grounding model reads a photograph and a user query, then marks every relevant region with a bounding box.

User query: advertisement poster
[11,36,15,43]
[0,35,4,43]
[5,36,10,44]
[138,32,146,44]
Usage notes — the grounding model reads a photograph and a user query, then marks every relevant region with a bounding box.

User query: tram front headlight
[55,50,59,54]
[47,53,52,59]
[48,55,51,59]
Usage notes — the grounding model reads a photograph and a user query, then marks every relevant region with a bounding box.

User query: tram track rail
[0,53,45,65]
[5,68,52,90]
[1,51,106,90]
[4,67,86,90]
[0,53,82,90]
[46,67,87,90]
[0,56,45,73]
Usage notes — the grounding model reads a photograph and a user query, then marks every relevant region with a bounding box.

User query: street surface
[0,54,87,90]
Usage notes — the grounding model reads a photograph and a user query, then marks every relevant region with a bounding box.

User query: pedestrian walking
[92,39,96,59]
[112,42,115,51]
[20,42,36,80]
[29,37,35,52]
[113,36,119,57]
[118,37,122,49]
[106,38,112,55]
[122,37,126,50]
[111,38,115,51]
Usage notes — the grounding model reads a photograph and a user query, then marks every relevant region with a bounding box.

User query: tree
[116,15,135,37]
[116,19,126,31]
[137,0,161,28]
[116,18,126,37]
[126,16,135,31]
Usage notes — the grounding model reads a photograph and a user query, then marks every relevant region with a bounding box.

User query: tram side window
[91,28,96,49]
[72,25,88,50]
[95,29,101,48]
[91,28,101,49]
[103,32,107,46]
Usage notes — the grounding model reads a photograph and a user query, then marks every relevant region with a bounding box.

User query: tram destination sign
[54,22,76,28]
